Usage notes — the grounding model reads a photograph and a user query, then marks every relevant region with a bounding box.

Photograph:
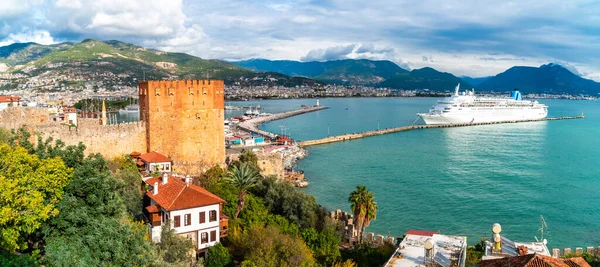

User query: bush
[205,243,233,267]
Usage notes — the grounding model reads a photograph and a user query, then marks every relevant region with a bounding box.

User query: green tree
[301,227,342,265]
[0,144,71,252]
[238,150,258,166]
[205,242,233,267]
[225,163,262,219]
[43,154,154,266]
[154,224,194,264]
[109,155,143,218]
[348,185,377,243]
[232,225,316,267]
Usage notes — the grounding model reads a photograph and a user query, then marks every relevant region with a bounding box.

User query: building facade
[143,173,228,258]
[138,80,225,166]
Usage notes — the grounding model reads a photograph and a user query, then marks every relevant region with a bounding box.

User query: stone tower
[100,99,107,126]
[138,80,225,166]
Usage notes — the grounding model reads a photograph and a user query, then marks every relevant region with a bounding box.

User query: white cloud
[0,0,599,80]
[0,30,55,47]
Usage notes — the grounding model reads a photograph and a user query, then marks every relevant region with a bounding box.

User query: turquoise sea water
[229,98,600,248]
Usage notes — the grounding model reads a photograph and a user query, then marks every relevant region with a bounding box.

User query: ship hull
[418,109,548,125]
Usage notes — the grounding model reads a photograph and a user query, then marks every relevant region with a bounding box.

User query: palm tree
[225,163,262,219]
[348,185,377,243]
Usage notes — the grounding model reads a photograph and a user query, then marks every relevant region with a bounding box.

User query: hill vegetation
[234,59,408,85]
[0,39,323,89]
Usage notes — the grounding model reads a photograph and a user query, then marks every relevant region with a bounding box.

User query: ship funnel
[511,88,522,100]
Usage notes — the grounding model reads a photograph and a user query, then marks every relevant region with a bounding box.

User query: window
[209,210,217,222]
[200,232,208,244]
[184,214,191,226]
[174,215,180,227]
[210,230,216,242]
[199,211,206,224]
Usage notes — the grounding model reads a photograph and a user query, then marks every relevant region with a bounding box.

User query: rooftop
[144,175,225,211]
[483,236,550,260]
[139,151,171,163]
[0,96,20,103]
[385,231,467,267]
[480,253,590,267]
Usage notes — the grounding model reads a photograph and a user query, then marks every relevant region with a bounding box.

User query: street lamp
[327,124,330,136]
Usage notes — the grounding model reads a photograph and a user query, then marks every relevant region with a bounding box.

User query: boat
[118,104,140,114]
[244,106,261,116]
[417,84,548,125]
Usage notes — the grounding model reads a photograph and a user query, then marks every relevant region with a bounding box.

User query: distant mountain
[0,39,323,90]
[477,63,600,95]
[460,76,492,86]
[378,67,472,91]
[233,59,408,85]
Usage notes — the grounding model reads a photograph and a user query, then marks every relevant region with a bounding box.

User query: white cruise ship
[418,84,548,125]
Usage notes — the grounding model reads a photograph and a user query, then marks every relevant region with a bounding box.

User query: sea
[121,98,600,248]
[232,98,600,248]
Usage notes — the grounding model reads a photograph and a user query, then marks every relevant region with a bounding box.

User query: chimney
[162,173,168,184]
[153,182,159,195]
[185,175,190,185]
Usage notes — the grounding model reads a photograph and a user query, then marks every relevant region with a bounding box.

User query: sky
[0,0,599,80]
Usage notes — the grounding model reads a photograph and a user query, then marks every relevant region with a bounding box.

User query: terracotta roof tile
[139,151,171,163]
[564,257,591,267]
[145,205,159,213]
[144,175,224,211]
[0,96,20,103]
[481,253,589,267]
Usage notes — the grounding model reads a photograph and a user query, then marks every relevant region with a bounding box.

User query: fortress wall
[0,107,146,159]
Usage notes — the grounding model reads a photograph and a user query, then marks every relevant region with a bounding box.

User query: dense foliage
[0,128,191,266]
[74,97,137,111]
[563,252,600,267]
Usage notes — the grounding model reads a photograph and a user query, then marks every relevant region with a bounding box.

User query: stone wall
[139,80,225,166]
[0,107,146,159]
[256,152,285,180]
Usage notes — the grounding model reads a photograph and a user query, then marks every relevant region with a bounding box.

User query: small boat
[119,104,139,114]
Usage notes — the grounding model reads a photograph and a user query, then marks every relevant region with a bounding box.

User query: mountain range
[0,39,598,95]
[477,63,600,95]
[233,59,473,90]
[0,39,323,89]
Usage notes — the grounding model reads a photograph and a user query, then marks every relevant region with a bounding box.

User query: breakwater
[299,115,585,147]
[237,106,328,139]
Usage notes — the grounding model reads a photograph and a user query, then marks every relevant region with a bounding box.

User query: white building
[0,96,22,110]
[143,173,228,259]
[385,230,467,267]
[138,151,172,173]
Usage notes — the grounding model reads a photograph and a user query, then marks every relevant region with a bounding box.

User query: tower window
[154,88,160,96]
[168,87,174,96]
[188,87,194,95]
[196,113,201,119]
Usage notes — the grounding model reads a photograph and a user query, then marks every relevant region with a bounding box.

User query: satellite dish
[424,239,434,250]
[543,239,547,245]
[492,223,502,234]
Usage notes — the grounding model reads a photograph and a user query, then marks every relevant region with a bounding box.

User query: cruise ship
[418,84,548,125]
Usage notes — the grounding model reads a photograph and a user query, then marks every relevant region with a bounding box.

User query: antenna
[538,215,548,240]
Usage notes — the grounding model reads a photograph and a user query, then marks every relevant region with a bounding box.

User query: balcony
[220,214,229,237]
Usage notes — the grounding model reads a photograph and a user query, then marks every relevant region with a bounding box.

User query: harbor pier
[299,115,585,147]
[237,106,328,139]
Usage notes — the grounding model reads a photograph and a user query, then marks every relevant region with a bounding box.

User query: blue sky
[0,0,598,80]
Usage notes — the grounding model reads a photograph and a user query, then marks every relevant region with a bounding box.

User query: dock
[299,115,585,147]
[237,106,328,139]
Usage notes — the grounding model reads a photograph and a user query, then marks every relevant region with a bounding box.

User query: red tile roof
[481,253,590,267]
[144,175,225,211]
[139,151,171,163]
[405,229,439,237]
[0,96,20,103]
[145,205,160,213]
